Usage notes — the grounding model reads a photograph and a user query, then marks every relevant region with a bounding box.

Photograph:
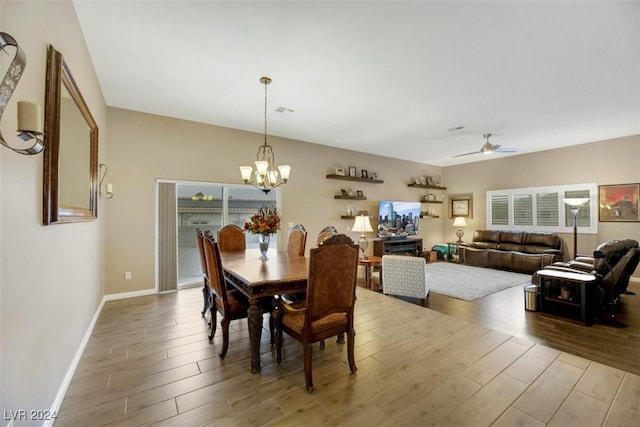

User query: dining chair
[274,233,359,393]
[217,224,246,252]
[202,233,250,358]
[316,225,338,246]
[195,228,210,317]
[287,224,307,256]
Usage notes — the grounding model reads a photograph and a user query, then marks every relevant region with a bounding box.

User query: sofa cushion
[522,232,560,248]
[488,249,513,270]
[500,231,524,245]
[473,230,501,243]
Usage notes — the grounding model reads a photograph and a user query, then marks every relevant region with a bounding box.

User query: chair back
[287,224,307,256]
[195,228,208,283]
[599,239,640,294]
[306,234,359,322]
[316,225,338,246]
[381,255,430,300]
[202,233,231,314]
[218,224,246,252]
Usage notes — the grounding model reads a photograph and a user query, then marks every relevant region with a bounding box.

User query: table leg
[364,264,372,290]
[247,298,263,373]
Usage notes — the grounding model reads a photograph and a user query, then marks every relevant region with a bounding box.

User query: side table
[537,269,596,325]
[358,256,382,291]
[446,242,461,262]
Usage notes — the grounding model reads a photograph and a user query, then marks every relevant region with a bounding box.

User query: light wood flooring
[55,284,640,426]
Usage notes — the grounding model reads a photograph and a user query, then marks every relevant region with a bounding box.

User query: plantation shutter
[491,195,509,225]
[513,194,533,226]
[536,192,559,226]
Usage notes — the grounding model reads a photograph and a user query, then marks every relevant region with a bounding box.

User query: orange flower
[244,205,281,236]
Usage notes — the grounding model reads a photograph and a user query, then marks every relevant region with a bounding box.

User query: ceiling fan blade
[453,151,481,158]
[495,147,517,153]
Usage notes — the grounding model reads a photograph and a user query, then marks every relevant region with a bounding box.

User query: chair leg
[219,318,230,358]
[275,325,283,364]
[303,342,314,393]
[347,328,357,374]
[208,304,217,342]
[269,314,275,345]
[336,333,345,344]
[201,281,209,317]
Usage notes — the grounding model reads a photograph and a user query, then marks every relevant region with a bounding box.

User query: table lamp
[563,197,589,259]
[352,215,374,259]
[453,217,467,243]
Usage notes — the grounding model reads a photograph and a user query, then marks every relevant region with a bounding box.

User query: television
[377,200,421,236]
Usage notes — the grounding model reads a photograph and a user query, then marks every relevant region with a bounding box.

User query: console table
[537,269,596,325]
[373,237,422,257]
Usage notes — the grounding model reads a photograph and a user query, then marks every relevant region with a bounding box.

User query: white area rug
[427,262,532,301]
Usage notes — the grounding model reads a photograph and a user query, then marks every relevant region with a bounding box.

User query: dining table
[219,248,308,373]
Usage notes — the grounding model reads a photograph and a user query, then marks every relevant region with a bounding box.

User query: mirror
[43,45,98,225]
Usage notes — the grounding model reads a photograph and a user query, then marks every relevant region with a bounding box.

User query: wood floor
[55,283,640,426]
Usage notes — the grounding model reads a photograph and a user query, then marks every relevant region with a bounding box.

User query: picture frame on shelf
[449,193,473,218]
[356,190,364,197]
[426,176,434,186]
[598,183,639,222]
[335,166,345,176]
[361,169,368,179]
[348,166,357,177]
[341,188,348,197]
[426,193,436,201]
[371,172,377,179]
[419,177,427,186]
[347,188,355,197]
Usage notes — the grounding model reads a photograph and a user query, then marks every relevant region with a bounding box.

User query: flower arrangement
[244,205,281,236]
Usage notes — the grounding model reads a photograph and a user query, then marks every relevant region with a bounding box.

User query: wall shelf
[407,183,447,190]
[335,195,367,200]
[327,174,384,184]
[340,215,356,219]
[421,200,443,204]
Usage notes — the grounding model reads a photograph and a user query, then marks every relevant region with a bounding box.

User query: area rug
[427,262,532,301]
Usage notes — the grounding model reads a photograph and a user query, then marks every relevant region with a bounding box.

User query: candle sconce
[99,163,114,199]
[0,32,44,155]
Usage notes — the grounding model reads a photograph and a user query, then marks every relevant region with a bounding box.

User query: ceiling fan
[453,133,517,158]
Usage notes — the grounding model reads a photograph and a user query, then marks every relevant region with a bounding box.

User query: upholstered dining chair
[195,228,210,317]
[217,224,246,252]
[274,234,359,393]
[287,224,307,256]
[202,232,250,358]
[316,225,338,246]
[381,255,431,307]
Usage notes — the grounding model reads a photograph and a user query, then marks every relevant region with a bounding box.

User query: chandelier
[239,77,291,194]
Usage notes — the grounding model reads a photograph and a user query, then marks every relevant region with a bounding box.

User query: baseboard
[103,288,156,302]
[44,297,106,427]
[630,276,639,284]
[45,287,156,426]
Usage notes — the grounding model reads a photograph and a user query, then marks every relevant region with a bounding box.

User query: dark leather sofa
[459,230,567,274]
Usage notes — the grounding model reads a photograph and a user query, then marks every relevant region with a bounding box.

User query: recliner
[535,239,639,323]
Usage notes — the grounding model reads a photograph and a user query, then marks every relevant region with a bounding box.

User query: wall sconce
[0,32,44,155]
[99,163,113,199]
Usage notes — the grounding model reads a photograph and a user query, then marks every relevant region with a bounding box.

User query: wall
[0,1,107,424]
[105,107,444,294]
[442,134,640,279]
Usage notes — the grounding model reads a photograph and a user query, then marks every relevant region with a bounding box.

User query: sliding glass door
[176,182,279,287]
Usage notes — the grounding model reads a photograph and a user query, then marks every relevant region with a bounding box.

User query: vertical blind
[158,182,177,292]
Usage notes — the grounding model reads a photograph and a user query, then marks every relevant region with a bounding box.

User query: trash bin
[524,284,540,311]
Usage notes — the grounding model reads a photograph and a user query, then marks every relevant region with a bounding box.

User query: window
[487,183,598,234]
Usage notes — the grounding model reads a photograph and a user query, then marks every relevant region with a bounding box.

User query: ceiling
[73,1,639,167]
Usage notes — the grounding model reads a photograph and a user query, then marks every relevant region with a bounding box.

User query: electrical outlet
[125,272,132,280]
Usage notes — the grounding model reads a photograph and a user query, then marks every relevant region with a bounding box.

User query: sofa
[458,230,567,274]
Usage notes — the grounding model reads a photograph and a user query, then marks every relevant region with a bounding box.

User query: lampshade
[352,215,374,233]
[452,217,467,227]
[563,198,589,207]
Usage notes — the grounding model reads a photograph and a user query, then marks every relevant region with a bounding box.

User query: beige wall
[443,135,640,279]
[105,108,444,294]
[0,0,107,421]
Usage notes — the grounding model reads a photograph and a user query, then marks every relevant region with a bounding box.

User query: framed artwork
[449,193,473,218]
[371,172,377,179]
[340,188,348,197]
[426,193,436,201]
[356,190,364,197]
[335,167,345,176]
[347,188,355,197]
[348,166,357,177]
[361,169,368,178]
[426,176,434,186]
[599,183,639,222]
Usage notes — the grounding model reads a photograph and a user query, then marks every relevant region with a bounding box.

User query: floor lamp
[564,198,589,259]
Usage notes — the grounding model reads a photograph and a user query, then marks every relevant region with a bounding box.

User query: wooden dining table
[219,248,308,373]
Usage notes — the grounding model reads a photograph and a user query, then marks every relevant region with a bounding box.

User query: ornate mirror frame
[43,45,98,225]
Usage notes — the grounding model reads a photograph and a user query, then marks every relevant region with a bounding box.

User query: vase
[258,234,270,261]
